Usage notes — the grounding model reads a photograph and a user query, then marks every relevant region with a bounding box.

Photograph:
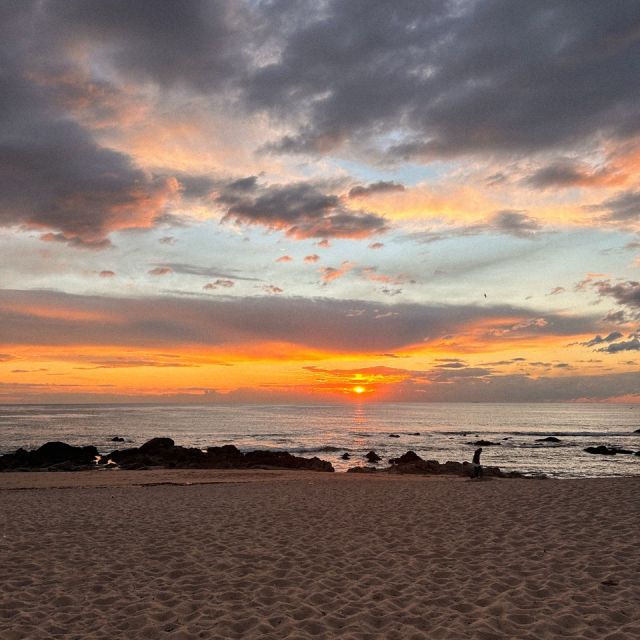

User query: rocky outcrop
[365,450,382,463]
[584,445,634,455]
[1,439,334,472]
[0,441,98,471]
[536,436,561,443]
[385,450,524,478]
[467,440,501,447]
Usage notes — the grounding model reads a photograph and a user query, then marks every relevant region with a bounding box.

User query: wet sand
[1,471,639,639]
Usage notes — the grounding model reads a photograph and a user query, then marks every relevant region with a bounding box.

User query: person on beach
[472,447,483,479]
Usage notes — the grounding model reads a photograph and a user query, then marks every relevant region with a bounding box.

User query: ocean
[1,402,639,478]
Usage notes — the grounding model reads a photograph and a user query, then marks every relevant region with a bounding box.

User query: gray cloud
[0,2,181,247]
[245,1,640,159]
[406,210,542,244]
[348,181,405,199]
[593,279,640,309]
[153,262,258,281]
[587,191,640,224]
[0,289,600,354]
[597,334,640,353]
[218,178,388,239]
[488,210,541,238]
[525,159,612,189]
[582,331,624,347]
[43,0,245,91]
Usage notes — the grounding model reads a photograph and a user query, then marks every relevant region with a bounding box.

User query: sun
[353,385,366,395]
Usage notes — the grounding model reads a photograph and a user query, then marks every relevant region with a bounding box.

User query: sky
[1,0,640,404]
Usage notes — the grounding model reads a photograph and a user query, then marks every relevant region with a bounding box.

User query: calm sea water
[1,403,639,478]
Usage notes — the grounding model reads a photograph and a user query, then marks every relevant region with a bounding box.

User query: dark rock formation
[243,450,333,472]
[409,432,421,436]
[105,440,334,471]
[346,466,378,473]
[389,450,424,465]
[111,436,125,442]
[365,450,382,463]
[535,436,562,443]
[584,445,634,455]
[341,452,351,460]
[0,441,98,471]
[388,434,400,438]
[1,438,334,472]
[467,440,501,446]
[139,437,175,453]
[385,450,524,478]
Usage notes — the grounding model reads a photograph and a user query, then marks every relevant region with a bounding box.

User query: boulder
[389,451,424,465]
[365,450,382,463]
[388,434,400,438]
[341,452,351,460]
[535,436,561,443]
[467,440,501,447]
[111,436,125,442]
[347,466,378,473]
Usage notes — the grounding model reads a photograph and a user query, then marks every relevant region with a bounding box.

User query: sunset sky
[1,0,640,403]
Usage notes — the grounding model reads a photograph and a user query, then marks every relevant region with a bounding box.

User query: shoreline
[2,472,638,639]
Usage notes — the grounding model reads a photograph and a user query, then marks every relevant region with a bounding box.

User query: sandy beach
[1,471,639,640]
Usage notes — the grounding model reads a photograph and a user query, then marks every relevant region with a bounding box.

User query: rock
[441,460,464,475]
[111,436,125,442]
[365,450,382,463]
[389,451,424,465]
[467,440,501,446]
[347,466,377,473]
[341,452,351,460]
[0,441,98,471]
[634,428,640,433]
[409,432,421,436]
[139,437,175,453]
[243,450,333,472]
[0,438,332,473]
[535,436,561,443]
[584,445,634,455]
[388,434,400,438]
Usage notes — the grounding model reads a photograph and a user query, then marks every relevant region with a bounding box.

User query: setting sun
[353,386,366,394]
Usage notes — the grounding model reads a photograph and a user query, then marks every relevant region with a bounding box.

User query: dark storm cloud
[587,191,640,224]
[0,289,600,354]
[218,178,388,239]
[246,0,640,158]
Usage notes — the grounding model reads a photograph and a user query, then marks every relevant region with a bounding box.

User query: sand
[1,471,639,639]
